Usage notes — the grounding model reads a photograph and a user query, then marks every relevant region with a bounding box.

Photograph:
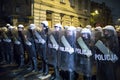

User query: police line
[48,34,118,62]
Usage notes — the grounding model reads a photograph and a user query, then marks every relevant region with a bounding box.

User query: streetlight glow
[95,10,99,14]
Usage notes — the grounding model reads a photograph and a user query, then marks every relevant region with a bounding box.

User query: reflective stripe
[3,39,11,42]
[75,48,82,54]
[14,40,21,45]
[48,43,59,50]
[25,41,32,46]
[59,46,64,51]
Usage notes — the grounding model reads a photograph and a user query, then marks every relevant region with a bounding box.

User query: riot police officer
[101,25,119,80]
[80,28,93,80]
[25,24,38,72]
[2,26,14,64]
[38,21,49,76]
[94,26,104,80]
[48,23,62,80]
[14,24,25,68]
[58,26,76,80]
[6,26,15,64]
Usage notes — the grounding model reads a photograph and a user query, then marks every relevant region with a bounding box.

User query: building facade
[0,0,91,28]
[33,0,91,28]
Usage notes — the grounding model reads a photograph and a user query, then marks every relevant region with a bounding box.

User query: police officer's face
[67,30,73,36]
[81,33,90,39]
[18,27,23,31]
[55,26,60,31]
[104,29,113,37]
[40,23,46,30]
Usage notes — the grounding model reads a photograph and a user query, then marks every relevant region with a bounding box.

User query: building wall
[0,0,91,27]
[33,0,91,28]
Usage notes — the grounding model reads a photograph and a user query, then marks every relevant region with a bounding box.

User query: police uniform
[14,24,26,68]
[58,26,76,80]
[48,23,62,80]
[5,26,15,64]
[25,24,38,72]
[96,25,119,80]
[38,21,49,76]
[77,28,93,80]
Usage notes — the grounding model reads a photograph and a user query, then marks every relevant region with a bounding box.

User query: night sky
[91,0,120,23]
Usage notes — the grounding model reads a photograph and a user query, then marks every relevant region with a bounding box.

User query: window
[46,10,52,28]
[78,0,82,10]
[69,0,75,7]
[60,0,65,4]
[16,6,20,14]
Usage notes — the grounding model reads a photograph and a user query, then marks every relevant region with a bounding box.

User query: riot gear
[6,23,11,28]
[38,21,49,76]
[25,24,38,72]
[95,25,119,80]
[58,26,76,80]
[14,24,26,68]
[41,21,49,27]
[1,27,13,64]
[47,23,62,80]
[75,28,93,80]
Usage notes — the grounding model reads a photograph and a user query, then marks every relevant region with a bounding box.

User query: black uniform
[38,28,49,75]
[3,29,14,64]
[13,29,26,68]
[58,29,76,80]
[25,29,38,72]
[99,28,118,80]
[94,26,119,80]
[47,29,61,80]
[76,29,93,80]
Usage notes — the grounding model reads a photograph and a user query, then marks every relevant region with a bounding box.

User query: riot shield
[95,26,119,80]
[58,30,76,71]
[46,30,59,66]
[75,30,93,77]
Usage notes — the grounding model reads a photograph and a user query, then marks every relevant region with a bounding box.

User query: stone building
[0,0,91,28]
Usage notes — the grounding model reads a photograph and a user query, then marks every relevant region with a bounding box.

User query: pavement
[0,63,51,80]
[1,61,120,80]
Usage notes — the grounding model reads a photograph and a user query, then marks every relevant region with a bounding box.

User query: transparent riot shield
[95,26,119,80]
[47,30,60,66]
[75,30,93,77]
[58,30,75,71]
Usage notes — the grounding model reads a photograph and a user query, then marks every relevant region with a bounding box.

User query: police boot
[49,73,55,80]
[32,57,38,72]
[27,60,33,71]
[10,53,14,64]
[69,71,74,80]
[83,76,91,80]
[0,52,6,64]
[54,67,61,80]
[44,63,49,76]
[39,62,44,73]
[19,55,24,68]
